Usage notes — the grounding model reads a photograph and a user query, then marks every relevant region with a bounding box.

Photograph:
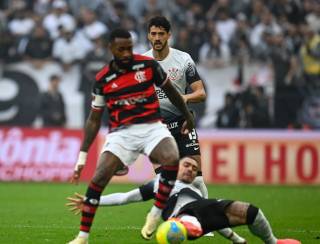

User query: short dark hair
[109,28,131,42]
[147,16,171,33]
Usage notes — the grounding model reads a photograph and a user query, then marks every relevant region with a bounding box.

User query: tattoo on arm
[80,111,102,151]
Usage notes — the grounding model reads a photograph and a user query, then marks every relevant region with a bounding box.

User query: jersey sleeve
[151,60,168,87]
[185,55,201,85]
[91,81,105,111]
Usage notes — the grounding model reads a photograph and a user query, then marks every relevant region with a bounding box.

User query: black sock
[80,182,103,232]
[154,165,178,209]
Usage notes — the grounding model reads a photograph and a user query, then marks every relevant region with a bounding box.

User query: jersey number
[188,129,197,140]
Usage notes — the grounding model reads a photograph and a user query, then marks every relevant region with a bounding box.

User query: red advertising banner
[0,127,98,182]
[199,130,320,185]
[1,127,319,184]
[96,129,320,185]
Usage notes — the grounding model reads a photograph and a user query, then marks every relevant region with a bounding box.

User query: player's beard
[153,40,167,52]
[114,57,133,70]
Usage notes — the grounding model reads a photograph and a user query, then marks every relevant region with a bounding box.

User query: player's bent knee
[92,161,119,186]
[225,201,251,225]
[246,204,259,224]
[161,154,179,166]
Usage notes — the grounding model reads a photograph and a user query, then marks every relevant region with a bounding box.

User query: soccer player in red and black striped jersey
[67,29,195,244]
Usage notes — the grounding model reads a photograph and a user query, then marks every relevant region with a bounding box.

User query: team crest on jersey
[168,67,181,81]
[134,71,147,83]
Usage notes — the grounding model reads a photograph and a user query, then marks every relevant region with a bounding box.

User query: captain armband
[91,94,105,112]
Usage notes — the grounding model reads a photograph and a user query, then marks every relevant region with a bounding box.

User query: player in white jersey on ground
[67,157,300,244]
[66,158,246,243]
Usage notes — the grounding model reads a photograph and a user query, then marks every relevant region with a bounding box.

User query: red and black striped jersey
[91,54,168,130]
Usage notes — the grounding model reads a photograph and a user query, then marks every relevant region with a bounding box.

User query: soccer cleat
[141,212,161,239]
[67,236,88,244]
[203,232,214,237]
[277,239,301,244]
[179,219,203,238]
[175,215,203,238]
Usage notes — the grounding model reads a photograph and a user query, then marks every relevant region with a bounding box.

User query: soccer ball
[156,219,187,244]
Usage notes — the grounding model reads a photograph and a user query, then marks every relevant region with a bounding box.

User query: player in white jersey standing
[143,16,208,201]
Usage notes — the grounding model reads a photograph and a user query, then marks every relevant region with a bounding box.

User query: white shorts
[101,121,174,166]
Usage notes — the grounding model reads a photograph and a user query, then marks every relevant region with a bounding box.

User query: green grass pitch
[0,183,319,243]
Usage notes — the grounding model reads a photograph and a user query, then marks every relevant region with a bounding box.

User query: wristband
[74,151,87,171]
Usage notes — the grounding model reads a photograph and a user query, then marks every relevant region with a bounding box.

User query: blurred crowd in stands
[0,0,319,129]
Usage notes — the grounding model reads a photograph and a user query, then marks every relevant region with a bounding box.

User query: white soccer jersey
[153,178,202,197]
[169,180,203,218]
[144,48,201,121]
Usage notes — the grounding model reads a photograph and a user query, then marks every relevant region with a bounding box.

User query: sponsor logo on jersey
[167,121,178,129]
[114,94,147,105]
[156,88,167,99]
[134,71,147,83]
[132,63,145,70]
[105,74,117,82]
[185,142,199,148]
[186,62,196,77]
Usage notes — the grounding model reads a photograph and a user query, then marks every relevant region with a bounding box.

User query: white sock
[248,210,277,244]
[78,231,89,239]
[150,205,162,216]
[218,228,246,243]
[193,176,208,198]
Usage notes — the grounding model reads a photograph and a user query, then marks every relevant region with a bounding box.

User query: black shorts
[177,199,234,237]
[166,117,200,157]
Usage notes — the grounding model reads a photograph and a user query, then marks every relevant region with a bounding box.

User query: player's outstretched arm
[66,189,144,214]
[99,189,143,206]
